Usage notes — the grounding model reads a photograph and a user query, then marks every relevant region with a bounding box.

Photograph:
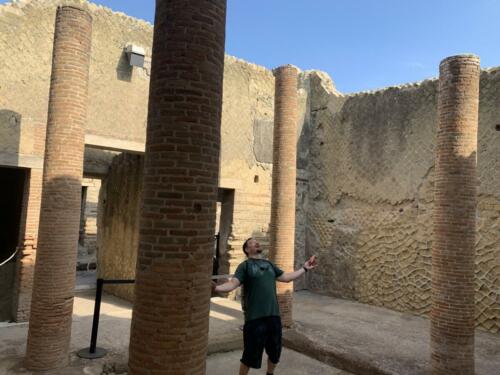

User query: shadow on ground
[1,291,499,374]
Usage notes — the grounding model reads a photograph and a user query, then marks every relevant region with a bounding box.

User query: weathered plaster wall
[97,154,143,301]
[0,0,151,158]
[218,59,310,291]
[0,0,311,313]
[306,69,500,333]
[97,58,311,301]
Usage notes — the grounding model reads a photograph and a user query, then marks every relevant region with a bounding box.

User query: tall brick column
[25,6,92,371]
[270,65,299,328]
[128,1,226,374]
[431,54,480,375]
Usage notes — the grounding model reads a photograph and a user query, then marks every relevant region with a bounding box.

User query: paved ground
[75,270,97,291]
[289,292,500,375]
[207,349,352,375]
[1,290,499,374]
[0,291,244,374]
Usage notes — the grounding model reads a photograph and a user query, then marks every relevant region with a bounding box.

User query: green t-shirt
[234,258,284,322]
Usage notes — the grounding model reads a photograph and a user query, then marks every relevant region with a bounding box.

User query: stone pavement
[288,292,500,375]
[0,290,499,374]
[207,349,352,375]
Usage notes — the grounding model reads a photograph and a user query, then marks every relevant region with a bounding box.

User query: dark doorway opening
[213,188,235,276]
[0,167,26,321]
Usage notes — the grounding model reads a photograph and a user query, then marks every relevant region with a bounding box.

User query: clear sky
[3,0,499,93]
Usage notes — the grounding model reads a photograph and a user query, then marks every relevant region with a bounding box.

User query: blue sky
[4,0,499,93]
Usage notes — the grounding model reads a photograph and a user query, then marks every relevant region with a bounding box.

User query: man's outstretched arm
[213,277,241,293]
[277,255,317,283]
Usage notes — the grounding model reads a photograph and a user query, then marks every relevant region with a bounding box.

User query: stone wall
[306,69,500,333]
[97,58,311,301]
[218,59,310,292]
[97,154,143,301]
[0,0,151,158]
[0,0,311,315]
[219,58,309,281]
[0,0,151,320]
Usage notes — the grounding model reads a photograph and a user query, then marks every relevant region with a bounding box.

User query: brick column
[128,1,226,374]
[25,6,92,371]
[270,65,299,328]
[431,54,480,375]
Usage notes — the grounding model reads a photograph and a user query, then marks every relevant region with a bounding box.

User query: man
[212,237,317,375]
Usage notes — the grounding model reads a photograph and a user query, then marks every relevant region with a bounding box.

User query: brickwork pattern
[1,1,299,319]
[219,57,276,275]
[25,6,92,371]
[307,68,500,333]
[128,1,227,374]
[270,65,298,328]
[431,55,480,375]
[11,168,43,321]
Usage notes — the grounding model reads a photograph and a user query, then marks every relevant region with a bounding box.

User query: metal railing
[77,273,233,359]
[0,248,18,268]
[77,278,135,359]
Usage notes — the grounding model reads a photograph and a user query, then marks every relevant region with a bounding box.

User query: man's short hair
[242,237,253,256]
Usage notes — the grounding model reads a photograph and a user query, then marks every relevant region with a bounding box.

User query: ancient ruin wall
[0,0,310,313]
[97,154,143,301]
[307,69,500,333]
[97,58,311,301]
[0,0,151,155]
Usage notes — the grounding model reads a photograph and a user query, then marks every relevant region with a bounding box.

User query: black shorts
[241,316,282,369]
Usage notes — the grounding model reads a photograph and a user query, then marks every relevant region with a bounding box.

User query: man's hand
[303,255,318,271]
[211,281,219,297]
[278,256,318,283]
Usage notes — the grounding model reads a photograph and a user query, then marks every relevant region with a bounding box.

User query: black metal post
[77,278,136,359]
[89,278,104,353]
[77,276,229,360]
[77,278,108,359]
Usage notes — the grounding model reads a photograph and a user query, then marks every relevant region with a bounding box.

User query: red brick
[25,6,92,371]
[431,54,480,375]
[269,65,299,328]
[128,1,226,374]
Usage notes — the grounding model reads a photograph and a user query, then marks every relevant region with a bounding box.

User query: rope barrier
[0,248,18,267]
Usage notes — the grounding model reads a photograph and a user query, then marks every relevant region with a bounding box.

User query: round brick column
[25,6,92,371]
[431,54,480,375]
[128,1,226,374]
[270,65,299,328]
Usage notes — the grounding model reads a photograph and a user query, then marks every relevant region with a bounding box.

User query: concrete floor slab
[290,291,500,375]
[1,290,499,374]
[206,349,353,375]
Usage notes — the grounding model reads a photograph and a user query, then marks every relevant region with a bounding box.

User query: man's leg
[264,317,282,375]
[239,362,250,375]
[266,357,277,374]
[241,318,266,374]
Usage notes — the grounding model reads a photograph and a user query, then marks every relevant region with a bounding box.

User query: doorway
[0,167,26,321]
[213,188,235,276]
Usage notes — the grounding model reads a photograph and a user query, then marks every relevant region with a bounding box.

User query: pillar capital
[439,53,480,68]
[273,64,300,76]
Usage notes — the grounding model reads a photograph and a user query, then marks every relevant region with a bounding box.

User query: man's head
[242,237,262,257]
